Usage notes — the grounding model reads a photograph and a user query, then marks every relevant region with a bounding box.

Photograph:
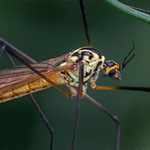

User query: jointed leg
[0,38,56,150]
[0,38,73,98]
[71,62,84,150]
[85,94,120,150]
[79,0,92,48]
[29,95,55,150]
[91,83,150,92]
[0,38,36,63]
[88,82,150,149]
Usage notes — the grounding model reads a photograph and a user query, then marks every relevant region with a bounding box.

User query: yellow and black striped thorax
[60,47,105,87]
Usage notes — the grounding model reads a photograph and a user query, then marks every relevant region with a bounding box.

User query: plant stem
[103,0,150,24]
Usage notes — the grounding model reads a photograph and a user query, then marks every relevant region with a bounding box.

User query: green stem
[103,0,150,24]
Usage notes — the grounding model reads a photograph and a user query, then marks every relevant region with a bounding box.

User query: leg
[0,38,73,98]
[71,62,84,150]
[0,39,55,150]
[85,94,120,150]
[79,0,92,48]
[91,83,150,92]
[29,95,55,150]
[0,38,67,65]
[0,38,36,63]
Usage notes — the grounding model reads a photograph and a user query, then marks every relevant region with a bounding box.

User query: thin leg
[0,39,73,98]
[71,62,84,150]
[78,62,84,98]
[79,0,92,48]
[0,38,68,66]
[91,83,150,92]
[29,95,55,150]
[0,38,36,63]
[3,46,17,67]
[85,94,120,150]
[0,40,55,150]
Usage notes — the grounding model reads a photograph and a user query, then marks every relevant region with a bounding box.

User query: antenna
[120,40,135,70]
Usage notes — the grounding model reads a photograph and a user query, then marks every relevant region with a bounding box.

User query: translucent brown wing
[0,53,75,94]
[0,54,67,86]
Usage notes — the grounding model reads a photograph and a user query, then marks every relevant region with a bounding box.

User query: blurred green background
[0,0,150,150]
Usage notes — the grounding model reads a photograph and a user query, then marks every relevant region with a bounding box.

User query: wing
[0,53,67,82]
[0,53,76,94]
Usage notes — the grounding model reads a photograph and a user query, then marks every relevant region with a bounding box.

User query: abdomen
[0,73,64,103]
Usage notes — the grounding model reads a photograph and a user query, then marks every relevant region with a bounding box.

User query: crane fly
[0,0,150,150]
[0,41,149,103]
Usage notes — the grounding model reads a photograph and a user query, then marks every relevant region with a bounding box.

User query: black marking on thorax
[72,51,93,62]
[94,61,102,72]
[72,48,102,63]
[80,48,102,58]
[84,70,92,78]
[62,48,103,86]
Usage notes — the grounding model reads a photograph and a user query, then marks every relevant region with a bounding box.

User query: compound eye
[108,69,116,77]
